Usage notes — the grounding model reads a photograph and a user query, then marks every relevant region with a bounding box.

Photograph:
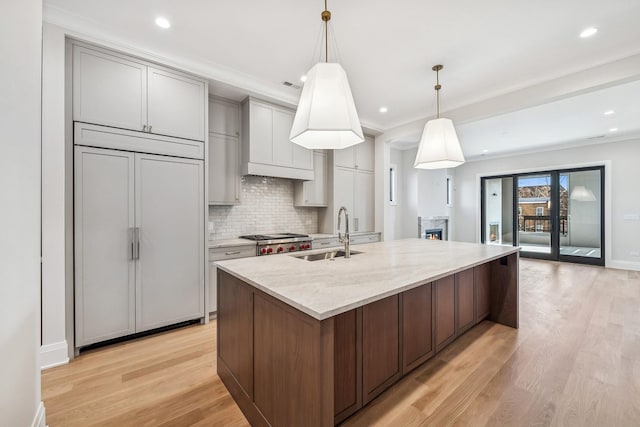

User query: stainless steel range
[239,233,312,256]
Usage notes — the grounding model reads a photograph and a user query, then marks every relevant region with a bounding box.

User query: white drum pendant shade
[414,118,465,169]
[290,62,364,150]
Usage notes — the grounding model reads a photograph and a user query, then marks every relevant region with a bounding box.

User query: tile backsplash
[208,175,318,240]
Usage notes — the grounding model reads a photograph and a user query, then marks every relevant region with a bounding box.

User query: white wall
[41,23,70,369]
[400,149,419,238]
[387,147,458,240]
[387,149,403,240]
[0,0,45,426]
[452,139,640,270]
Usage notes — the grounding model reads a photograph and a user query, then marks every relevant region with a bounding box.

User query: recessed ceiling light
[482,149,489,153]
[379,107,388,113]
[579,27,598,38]
[300,75,307,82]
[155,17,171,29]
[609,127,618,132]
[603,110,614,115]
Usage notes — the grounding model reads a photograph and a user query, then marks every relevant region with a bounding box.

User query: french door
[481,166,604,266]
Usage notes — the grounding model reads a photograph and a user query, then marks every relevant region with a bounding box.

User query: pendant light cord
[433,64,443,119]
[436,69,440,118]
[322,0,331,63]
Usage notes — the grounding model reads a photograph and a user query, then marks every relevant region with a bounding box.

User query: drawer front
[209,245,256,262]
[350,233,380,245]
[312,238,340,250]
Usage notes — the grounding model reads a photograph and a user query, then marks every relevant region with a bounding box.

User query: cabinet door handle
[320,242,331,246]
[142,125,147,132]
[133,227,140,260]
[129,228,135,260]
[225,251,241,256]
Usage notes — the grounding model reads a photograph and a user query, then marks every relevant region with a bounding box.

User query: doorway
[481,166,604,266]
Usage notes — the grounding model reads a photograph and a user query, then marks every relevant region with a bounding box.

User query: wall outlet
[630,250,640,257]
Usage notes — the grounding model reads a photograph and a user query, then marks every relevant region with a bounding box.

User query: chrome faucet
[337,206,351,258]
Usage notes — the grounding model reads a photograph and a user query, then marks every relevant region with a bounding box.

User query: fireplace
[424,228,443,240]
[418,216,448,241]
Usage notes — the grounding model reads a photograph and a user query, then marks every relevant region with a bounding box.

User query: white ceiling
[456,79,640,159]
[44,0,640,153]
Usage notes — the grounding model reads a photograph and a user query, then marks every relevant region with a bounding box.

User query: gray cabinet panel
[73,45,147,132]
[208,134,240,205]
[272,109,294,167]
[135,154,204,331]
[74,147,136,346]
[147,67,206,141]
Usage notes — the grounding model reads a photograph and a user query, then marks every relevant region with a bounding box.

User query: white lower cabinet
[74,146,204,347]
[208,244,257,313]
[350,232,381,245]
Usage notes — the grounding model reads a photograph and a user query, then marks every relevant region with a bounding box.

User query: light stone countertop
[208,238,255,249]
[216,238,520,320]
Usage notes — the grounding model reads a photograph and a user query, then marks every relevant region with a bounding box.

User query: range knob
[261,248,267,255]
[277,246,284,253]
[305,244,311,249]
[267,247,273,254]
[289,245,296,251]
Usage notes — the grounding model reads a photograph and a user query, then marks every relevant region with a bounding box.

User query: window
[536,207,544,216]
[389,164,397,205]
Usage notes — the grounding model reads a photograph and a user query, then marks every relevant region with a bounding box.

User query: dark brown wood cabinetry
[401,283,434,374]
[435,275,456,352]
[475,262,491,322]
[334,309,362,423]
[362,295,401,404]
[217,253,519,427]
[456,268,476,334]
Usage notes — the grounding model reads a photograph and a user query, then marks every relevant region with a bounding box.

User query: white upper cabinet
[294,151,328,207]
[208,133,240,205]
[241,98,314,180]
[147,67,206,141]
[208,97,241,205]
[73,45,147,132]
[73,43,206,142]
[209,97,240,137]
[272,109,294,167]
[334,135,375,171]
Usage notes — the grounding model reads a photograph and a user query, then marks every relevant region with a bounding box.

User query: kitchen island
[216,238,519,426]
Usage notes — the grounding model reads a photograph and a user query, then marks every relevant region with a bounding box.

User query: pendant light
[414,65,465,169]
[289,0,364,150]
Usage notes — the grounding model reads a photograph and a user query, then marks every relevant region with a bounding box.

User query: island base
[217,253,518,426]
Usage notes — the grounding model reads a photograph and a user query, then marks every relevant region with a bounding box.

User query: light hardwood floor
[42,259,640,426]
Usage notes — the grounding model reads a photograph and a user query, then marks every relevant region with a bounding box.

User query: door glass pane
[560,170,601,258]
[518,174,552,254]
[483,177,514,245]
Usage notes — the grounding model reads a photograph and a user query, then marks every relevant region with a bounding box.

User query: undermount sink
[292,249,361,261]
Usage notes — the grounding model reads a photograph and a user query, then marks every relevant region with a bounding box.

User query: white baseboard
[31,401,46,427]
[608,260,640,271]
[40,340,69,370]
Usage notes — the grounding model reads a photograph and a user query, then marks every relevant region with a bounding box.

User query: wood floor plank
[42,260,640,426]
